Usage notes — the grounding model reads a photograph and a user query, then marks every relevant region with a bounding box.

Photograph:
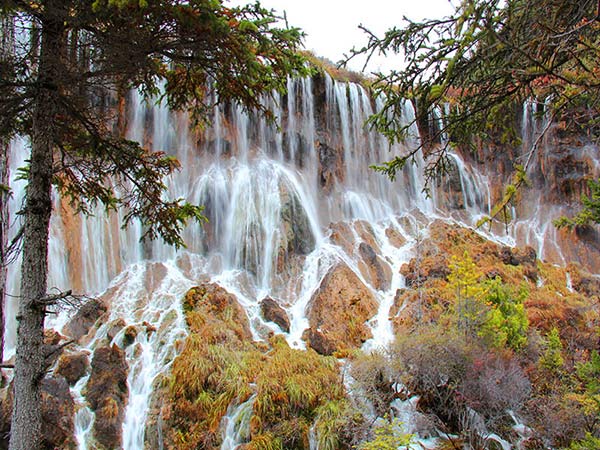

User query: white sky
[227,0,456,73]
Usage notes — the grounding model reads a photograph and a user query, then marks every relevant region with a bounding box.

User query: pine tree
[0,1,307,448]
[539,327,565,373]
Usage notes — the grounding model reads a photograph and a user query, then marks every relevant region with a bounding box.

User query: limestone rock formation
[63,298,108,342]
[85,344,128,449]
[328,221,355,255]
[260,297,291,333]
[400,250,450,288]
[183,283,252,340]
[40,377,76,449]
[55,351,89,386]
[306,263,378,354]
[317,139,344,192]
[0,376,76,449]
[279,184,315,257]
[385,226,407,248]
[358,242,393,291]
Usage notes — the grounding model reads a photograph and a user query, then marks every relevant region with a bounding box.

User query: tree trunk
[9,5,65,449]
[0,136,7,369]
[0,6,16,370]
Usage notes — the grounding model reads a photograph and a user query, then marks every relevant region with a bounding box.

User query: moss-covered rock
[157,285,352,450]
[84,344,128,450]
[307,263,378,354]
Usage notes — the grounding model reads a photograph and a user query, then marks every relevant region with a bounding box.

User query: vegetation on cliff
[150,219,600,449]
[347,221,600,448]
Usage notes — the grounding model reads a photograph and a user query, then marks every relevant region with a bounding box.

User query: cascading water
[5,70,597,449]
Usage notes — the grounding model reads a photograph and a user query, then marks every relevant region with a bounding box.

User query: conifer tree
[0,1,307,448]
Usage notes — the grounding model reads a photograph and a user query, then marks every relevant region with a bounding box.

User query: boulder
[41,377,76,449]
[183,283,253,341]
[354,221,381,254]
[302,328,337,356]
[122,325,138,347]
[55,351,89,386]
[63,298,108,342]
[85,344,128,450]
[500,246,538,281]
[328,221,355,256]
[43,329,70,369]
[358,242,392,291]
[500,246,537,267]
[0,376,76,449]
[307,264,378,354]
[106,318,126,342]
[385,226,407,248]
[260,297,291,333]
[401,253,450,288]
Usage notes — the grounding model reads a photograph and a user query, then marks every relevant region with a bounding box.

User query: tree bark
[0,14,13,369]
[0,134,7,369]
[9,4,65,449]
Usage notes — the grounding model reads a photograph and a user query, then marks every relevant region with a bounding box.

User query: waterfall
[5,72,597,449]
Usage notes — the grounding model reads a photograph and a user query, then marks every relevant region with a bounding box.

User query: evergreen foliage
[480,277,529,350]
[539,327,565,372]
[555,178,600,229]
[347,0,600,188]
[1,0,308,246]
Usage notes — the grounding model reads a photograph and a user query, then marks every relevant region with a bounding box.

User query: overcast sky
[228,0,456,73]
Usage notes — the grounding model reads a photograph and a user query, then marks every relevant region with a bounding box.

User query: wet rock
[63,298,108,342]
[385,226,407,248]
[41,377,76,449]
[568,264,600,297]
[401,253,450,288]
[106,318,126,342]
[55,351,89,386]
[302,328,337,356]
[260,297,291,333]
[307,264,378,354]
[85,344,128,450]
[436,156,464,210]
[280,185,315,256]
[0,377,76,449]
[557,226,600,274]
[122,325,138,347]
[183,283,252,341]
[358,242,392,291]
[329,221,355,256]
[143,374,168,450]
[354,221,381,254]
[317,139,344,193]
[143,321,157,335]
